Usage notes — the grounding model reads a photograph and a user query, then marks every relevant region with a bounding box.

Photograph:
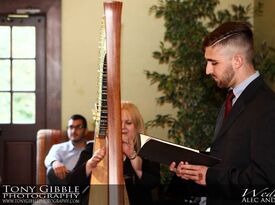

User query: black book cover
[138,134,221,166]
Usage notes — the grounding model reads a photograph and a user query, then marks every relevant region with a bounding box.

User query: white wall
[62,0,172,139]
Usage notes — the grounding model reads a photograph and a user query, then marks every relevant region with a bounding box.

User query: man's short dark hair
[69,114,87,128]
[203,21,254,63]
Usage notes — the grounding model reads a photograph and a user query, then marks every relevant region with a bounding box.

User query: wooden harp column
[105,0,123,186]
[89,1,124,205]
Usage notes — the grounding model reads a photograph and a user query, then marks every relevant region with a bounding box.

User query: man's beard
[71,136,84,144]
[215,66,234,88]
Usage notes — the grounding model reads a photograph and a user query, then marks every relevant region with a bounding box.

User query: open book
[138,134,221,166]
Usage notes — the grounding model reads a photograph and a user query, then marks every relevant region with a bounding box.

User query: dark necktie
[224,89,235,119]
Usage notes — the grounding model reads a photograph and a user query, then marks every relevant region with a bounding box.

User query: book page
[140,133,151,147]
[139,134,199,153]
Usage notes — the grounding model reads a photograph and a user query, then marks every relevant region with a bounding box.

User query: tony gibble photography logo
[242,187,275,204]
[1,184,81,204]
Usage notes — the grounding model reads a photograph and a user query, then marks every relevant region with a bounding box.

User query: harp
[89,1,125,205]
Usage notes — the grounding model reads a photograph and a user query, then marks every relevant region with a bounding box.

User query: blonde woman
[120,101,160,204]
[69,101,160,205]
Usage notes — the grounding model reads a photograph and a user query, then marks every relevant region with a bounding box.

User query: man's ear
[232,54,243,69]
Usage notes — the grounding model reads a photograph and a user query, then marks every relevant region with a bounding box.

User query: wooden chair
[36,129,94,184]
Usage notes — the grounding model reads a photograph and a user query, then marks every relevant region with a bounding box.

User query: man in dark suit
[169,22,275,204]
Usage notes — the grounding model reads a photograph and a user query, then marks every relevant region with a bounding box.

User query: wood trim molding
[45,0,62,128]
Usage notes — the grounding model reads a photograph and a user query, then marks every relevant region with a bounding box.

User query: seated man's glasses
[67,125,85,130]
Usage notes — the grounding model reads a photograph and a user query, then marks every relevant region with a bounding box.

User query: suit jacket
[206,76,275,204]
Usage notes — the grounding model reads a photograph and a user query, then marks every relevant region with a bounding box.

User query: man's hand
[169,161,208,186]
[52,161,69,180]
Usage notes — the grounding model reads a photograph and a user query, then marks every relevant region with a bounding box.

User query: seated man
[44,114,89,185]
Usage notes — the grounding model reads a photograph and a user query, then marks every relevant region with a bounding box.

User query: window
[0,23,36,124]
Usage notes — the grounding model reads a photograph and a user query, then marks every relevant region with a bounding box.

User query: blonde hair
[121,101,145,151]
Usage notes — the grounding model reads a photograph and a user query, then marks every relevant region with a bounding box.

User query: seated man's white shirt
[44,141,85,171]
